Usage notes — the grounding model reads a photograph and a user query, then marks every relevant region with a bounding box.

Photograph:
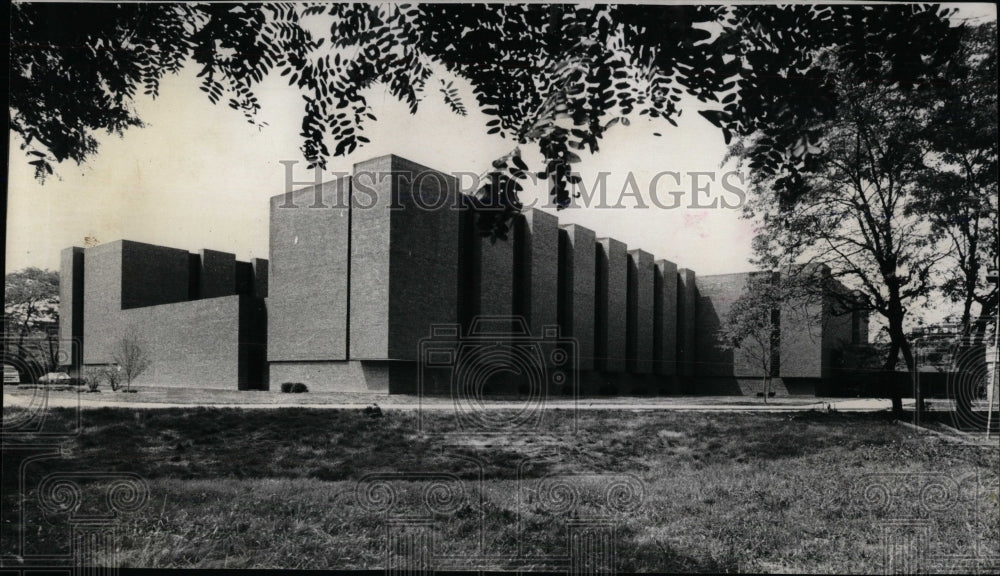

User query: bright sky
[6,66,756,276]
[5,2,996,301]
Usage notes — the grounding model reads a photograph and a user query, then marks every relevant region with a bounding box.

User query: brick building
[60,241,267,389]
[60,154,867,395]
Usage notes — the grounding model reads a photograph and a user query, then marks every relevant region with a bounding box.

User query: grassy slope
[3,407,997,572]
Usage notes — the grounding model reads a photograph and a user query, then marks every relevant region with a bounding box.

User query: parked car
[38,372,72,384]
[3,364,20,384]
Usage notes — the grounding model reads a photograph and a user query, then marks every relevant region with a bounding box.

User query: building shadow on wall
[692,295,743,395]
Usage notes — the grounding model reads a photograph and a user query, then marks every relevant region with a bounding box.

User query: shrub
[84,367,105,392]
[279,382,308,393]
[85,365,121,391]
[106,368,121,391]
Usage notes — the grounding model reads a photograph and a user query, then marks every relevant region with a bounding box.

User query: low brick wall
[826,370,956,398]
[85,295,265,390]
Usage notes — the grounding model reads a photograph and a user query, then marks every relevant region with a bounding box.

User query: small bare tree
[719,274,782,403]
[719,271,826,403]
[111,326,150,392]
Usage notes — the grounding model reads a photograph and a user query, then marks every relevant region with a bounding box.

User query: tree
[4,268,60,367]
[718,270,827,402]
[10,2,964,235]
[912,22,998,338]
[735,45,951,415]
[112,326,151,393]
[718,273,783,403]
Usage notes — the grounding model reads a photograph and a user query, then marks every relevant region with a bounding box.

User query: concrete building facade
[61,154,867,395]
[61,240,267,389]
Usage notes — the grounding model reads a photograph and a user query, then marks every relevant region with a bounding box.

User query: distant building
[60,154,867,396]
[693,269,868,395]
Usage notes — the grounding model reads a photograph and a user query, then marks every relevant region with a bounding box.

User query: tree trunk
[883,285,916,418]
[960,276,975,334]
[17,321,28,358]
[883,340,903,416]
[16,305,35,363]
[47,332,57,371]
[971,294,997,345]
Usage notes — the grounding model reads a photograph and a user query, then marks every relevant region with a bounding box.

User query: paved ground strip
[3,386,912,412]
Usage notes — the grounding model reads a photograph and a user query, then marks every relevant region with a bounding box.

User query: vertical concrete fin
[677,268,697,380]
[350,155,461,361]
[515,209,559,338]
[251,258,269,299]
[199,249,236,299]
[188,253,201,300]
[627,249,654,374]
[558,224,596,371]
[653,259,678,376]
[59,246,85,373]
[595,237,627,373]
[268,177,351,362]
[119,240,190,309]
[386,155,461,360]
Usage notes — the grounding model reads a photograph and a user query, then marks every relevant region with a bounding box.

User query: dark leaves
[439,79,467,116]
[10,1,963,193]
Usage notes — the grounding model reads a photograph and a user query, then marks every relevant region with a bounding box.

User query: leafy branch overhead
[439,80,467,116]
[11,2,963,225]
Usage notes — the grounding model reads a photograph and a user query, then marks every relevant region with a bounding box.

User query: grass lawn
[2,406,997,572]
